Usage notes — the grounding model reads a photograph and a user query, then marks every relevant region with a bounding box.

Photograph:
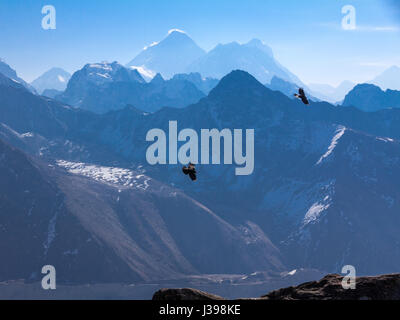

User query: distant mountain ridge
[265,76,319,102]
[31,67,71,94]
[308,81,355,103]
[370,66,400,91]
[186,39,304,85]
[57,61,205,113]
[343,83,400,111]
[0,59,36,93]
[171,72,219,94]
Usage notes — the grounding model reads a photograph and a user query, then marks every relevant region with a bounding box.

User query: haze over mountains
[127,30,304,87]
[369,66,400,91]
[308,81,355,104]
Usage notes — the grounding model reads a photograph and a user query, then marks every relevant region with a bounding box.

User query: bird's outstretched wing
[183,163,197,181]
[299,88,305,96]
[301,95,309,105]
[188,172,197,181]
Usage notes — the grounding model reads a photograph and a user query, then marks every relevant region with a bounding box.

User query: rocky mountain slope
[0,134,285,283]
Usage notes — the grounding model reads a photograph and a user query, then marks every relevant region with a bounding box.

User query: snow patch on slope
[303,202,331,225]
[316,126,346,165]
[129,65,156,81]
[56,160,150,190]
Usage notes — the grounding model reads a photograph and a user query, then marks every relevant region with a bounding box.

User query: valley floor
[0,269,324,300]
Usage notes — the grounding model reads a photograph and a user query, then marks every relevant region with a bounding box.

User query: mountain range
[126,31,304,87]
[1,68,400,286]
[56,62,206,114]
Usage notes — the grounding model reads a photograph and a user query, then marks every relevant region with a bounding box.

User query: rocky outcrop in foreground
[153,273,400,300]
[153,288,224,301]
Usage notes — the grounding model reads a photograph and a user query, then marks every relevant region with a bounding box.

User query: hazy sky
[0,0,399,86]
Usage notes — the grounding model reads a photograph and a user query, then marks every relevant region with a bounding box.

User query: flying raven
[182,163,197,181]
[294,88,309,105]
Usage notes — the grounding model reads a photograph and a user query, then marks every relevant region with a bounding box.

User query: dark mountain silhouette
[343,83,400,112]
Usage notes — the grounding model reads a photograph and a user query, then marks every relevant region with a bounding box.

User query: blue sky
[0,0,399,86]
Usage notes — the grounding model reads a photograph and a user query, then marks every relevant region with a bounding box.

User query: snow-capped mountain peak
[168,28,186,35]
[126,30,206,79]
[73,61,145,86]
[30,67,71,94]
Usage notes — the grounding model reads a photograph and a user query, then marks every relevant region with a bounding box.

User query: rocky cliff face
[153,273,400,300]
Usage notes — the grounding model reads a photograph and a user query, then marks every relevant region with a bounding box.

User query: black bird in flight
[294,88,309,105]
[182,163,197,181]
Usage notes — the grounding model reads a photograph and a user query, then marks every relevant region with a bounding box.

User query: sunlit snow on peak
[168,28,186,35]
